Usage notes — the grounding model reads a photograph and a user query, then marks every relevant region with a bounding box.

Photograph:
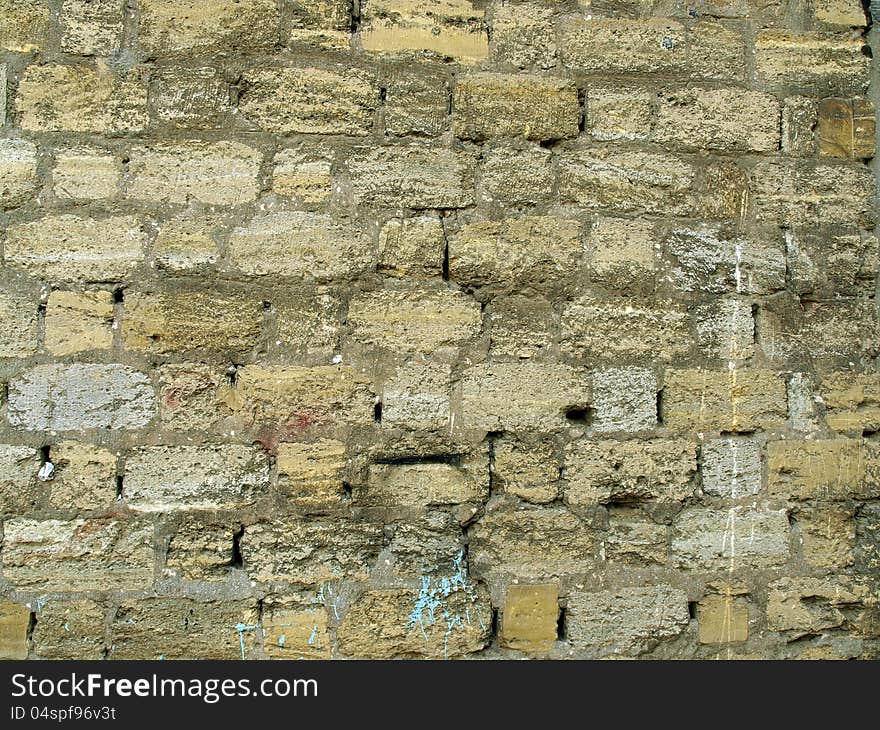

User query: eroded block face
[0,0,873,662]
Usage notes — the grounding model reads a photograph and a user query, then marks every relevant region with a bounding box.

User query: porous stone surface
[0,0,876,662]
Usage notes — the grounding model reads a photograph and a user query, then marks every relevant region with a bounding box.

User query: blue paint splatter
[234,623,257,660]
[407,550,482,659]
[278,634,286,648]
[34,598,47,613]
[313,583,340,619]
[308,625,321,647]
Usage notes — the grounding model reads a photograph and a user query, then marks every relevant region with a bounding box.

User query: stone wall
[0,0,878,660]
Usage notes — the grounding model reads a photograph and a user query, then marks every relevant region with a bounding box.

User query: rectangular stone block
[672,506,790,570]
[490,2,556,69]
[560,298,691,362]
[786,227,878,299]
[359,0,488,64]
[48,441,117,511]
[150,66,233,128]
[164,520,236,581]
[242,517,382,584]
[287,0,351,50]
[348,144,476,209]
[500,583,558,653]
[488,295,555,361]
[4,214,146,283]
[126,142,261,205]
[767,577,872,637]
[468,507,599,582]
[61,0,122,55]
[272,145,333,204]
[493,436,559,504]
[158,364,232,431]
[453,73,579,142]
[591,366,658,433]
[110,599,259,660]
[1,518,155,591]
[364,461,487,507]
[697,593,749,644]
[240,67,376,135]
[653,88,780,152]
[0,444,40,514]
[274,291,341,360]
[234,365,374,433]
[767,439,880,501]
[1,138,39,209]
[795,504,855,570]
[560,18,744,81]
[449,216,584,294]
[124,445,270,512]
[348,288,481,353]
[752,160,874,226]
[0,287,39,358]
[16,64,148,133]
[694,299,755,361]
[44,290,115,356]
[150,214,219,271]
[32,599,104,659]
[818,98,875,159]
[0,600,30,659]
[479,141,554,206]
[227,211,373,280]
[7,364,155,431]
[566,585,690,656]
[384,69,450,137]
[53,146,120,201]
[606,511,669,566]
[565,439,697,506]
[0,0,50,52]
[262,604,330,659]
[661,368,788,433]
[820,373,880,433]
[381,358,451,431]
[139,0,279,55]
[377,216,445,278]
[755,31,871,94]
[122,291,263,356]
[276,440,347,513]
[587,85,652,142]
[459,362,590,433]
[700,437,762,498]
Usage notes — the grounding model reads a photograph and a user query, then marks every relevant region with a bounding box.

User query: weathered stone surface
[139,0,279,55]
[587,85,652,142]
[606,510,668,565]
[0,0,50,51]
[795,504,855,571]
[755,31,871,94]
[151,214,219,271]
[348,144,476,209]
[501,583,558,653]
[272,145,333,204]
[364,461,487,508]
[767,439,880,501]
[240,67,375,135]
[786,227,878,298]
[348,288,481,353]
[274,291,341,359]
[126,142,261,205]
[242,517,382,584]
[561,299,691,361]
[0,138,39,209]
[661,368,788,433]
[0,600,30,660]
[566,585,690,656]
[453,73,579,141]
[0,444,40,514]
[48,441,117,511]
[381,358,451,431]
[0,288,39,359]
[32,599,104,659]
[672,506,791,570]
[560,18,744,81]
[488,296,554,361]
[4,215,146,283]
[653,88,780,152]
[164,521,235,581]
[262,604,330,659]
[591,367,657,433]
[233,365,374,432]
[276,440,347,512]
[110,599,259,660]
[767,577,873,637]
[782,96,818,156]
[700,437,762,499]
[53,146,120,201]
[565,439,697,506]
[158,364,232,431]
[16,64,148,134]
[45,291,114,356]
[7,364,155,431]
[449,216,584,295]
[697,593,749,644]
[695,299,755,361]
[490,2,556,69]
[125,445,270,512]
[384,69,450,137]
[469,506,599,581]
[227,212,372,280]
[818,98,874,159]
[479,141,554,206]
[377,217,445,279]
[820,373,880,433]
[1,518,155,591]
[123,291,263,356]
[287,0,352,49]
[62,0,122,55]
[459,362,590,433]
[338,583,491,658]
[588,217,658,291]
[150,66,232,128]
[359,0,488,63]
[493,436,558,504]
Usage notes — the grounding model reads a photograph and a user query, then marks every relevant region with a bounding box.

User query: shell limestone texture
[0,0,878,660]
